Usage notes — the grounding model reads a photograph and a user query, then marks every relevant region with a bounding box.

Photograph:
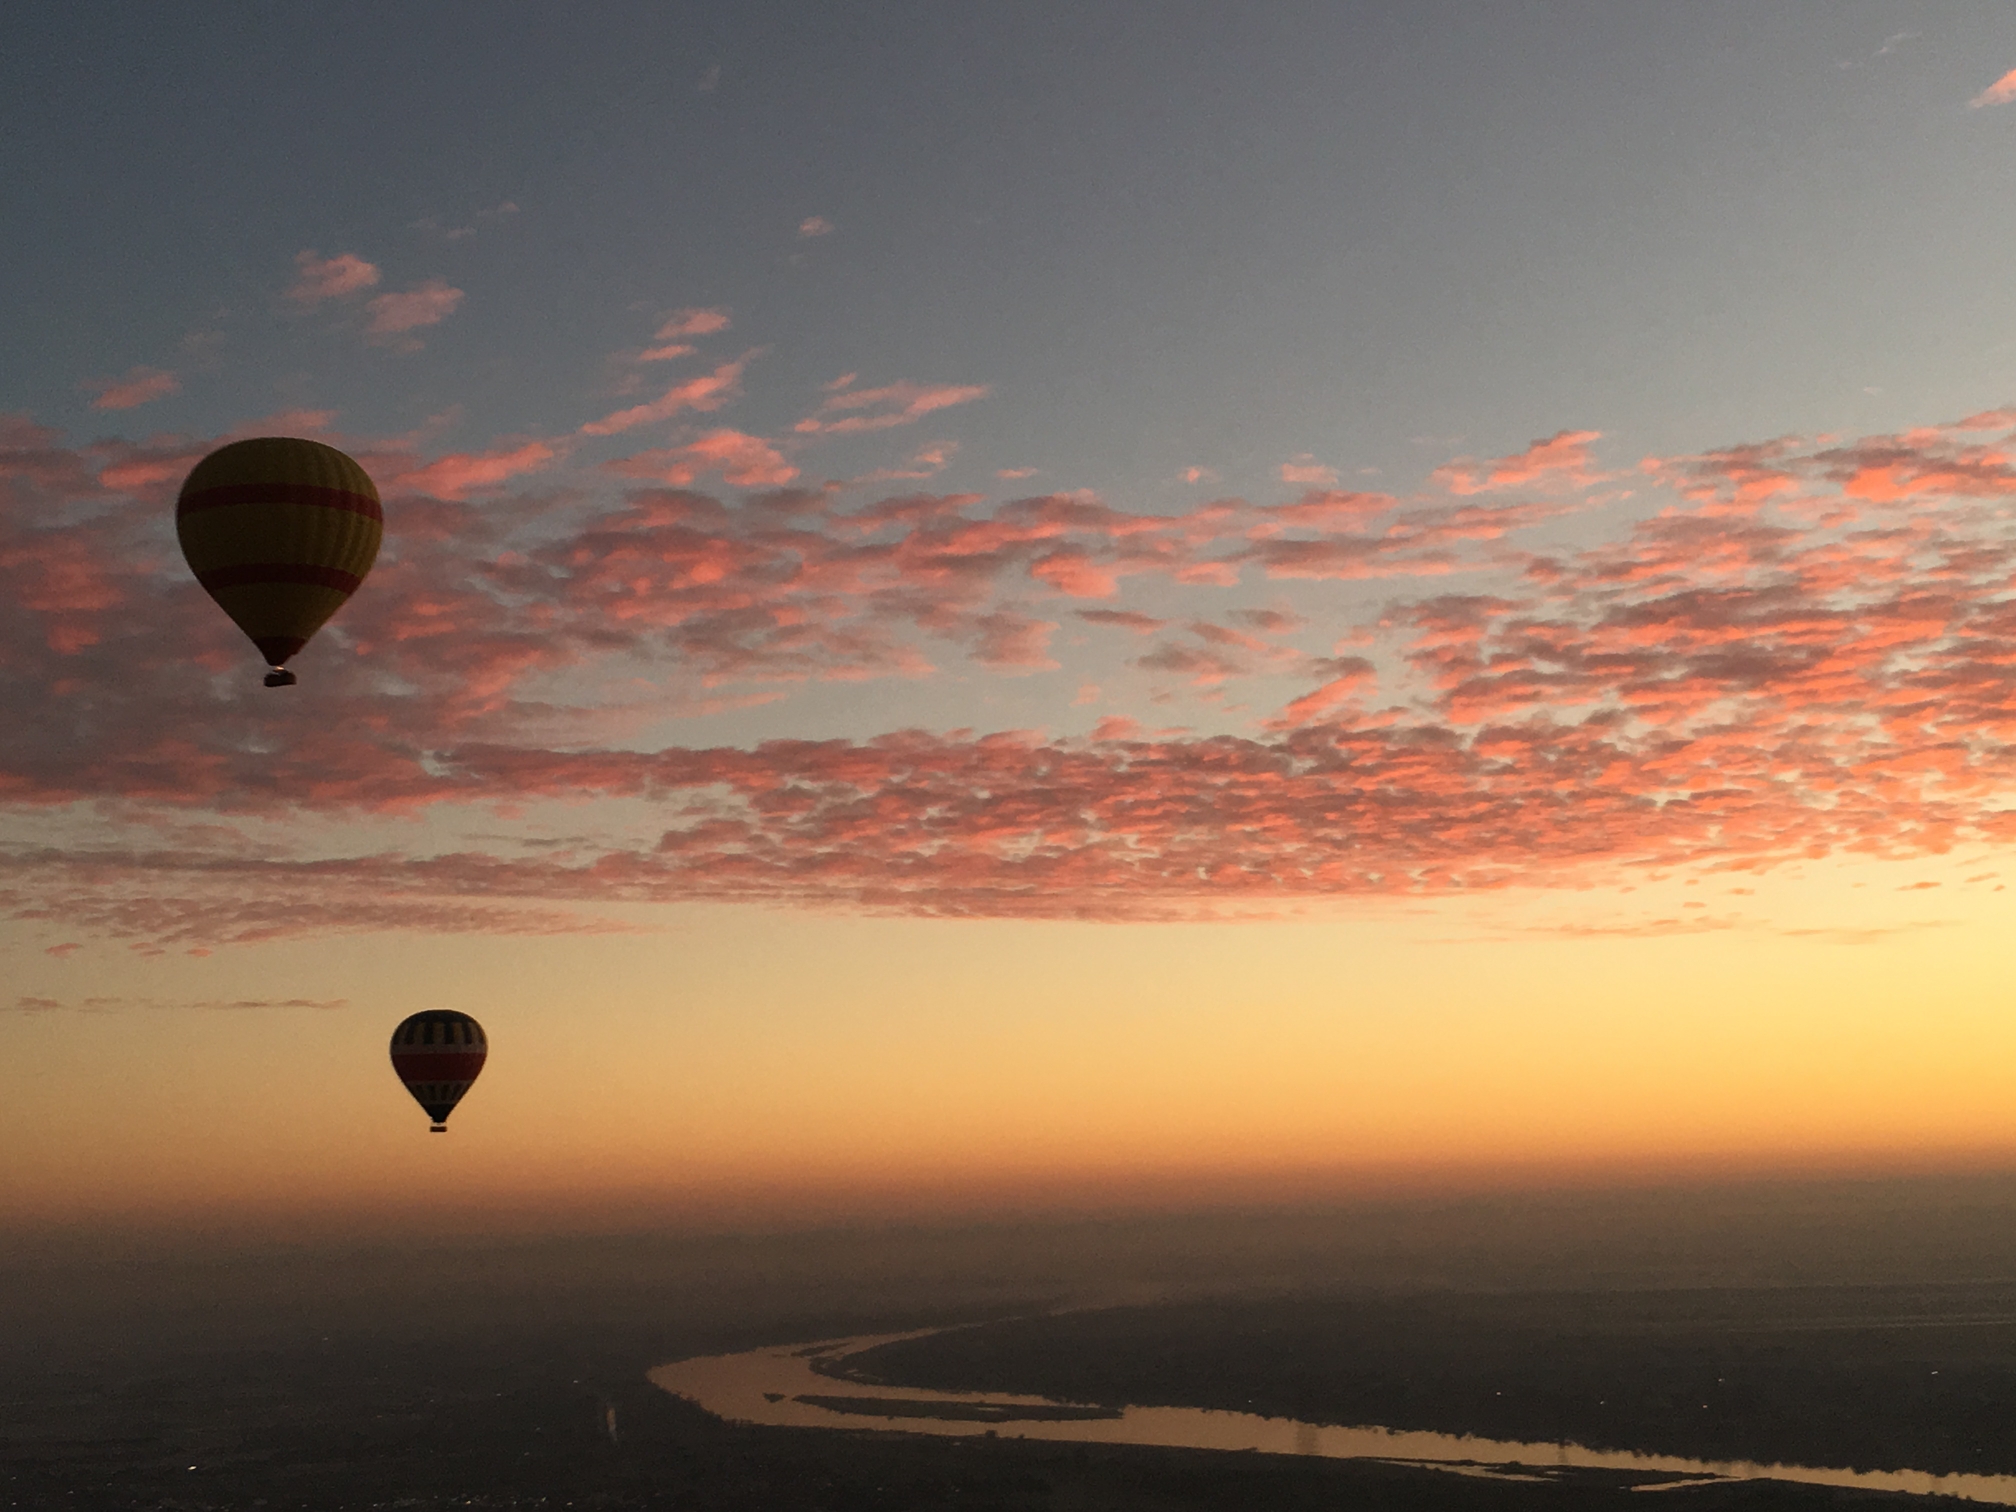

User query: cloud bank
[9,394,2016,949]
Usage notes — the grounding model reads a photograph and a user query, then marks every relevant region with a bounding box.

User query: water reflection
[649,1331,2016,1505]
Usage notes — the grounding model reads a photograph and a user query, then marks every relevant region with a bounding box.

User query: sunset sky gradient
[9,2,2016,1240]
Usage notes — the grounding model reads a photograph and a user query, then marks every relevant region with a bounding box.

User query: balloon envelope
[175,437,382,683]
[389,1011,487,1132]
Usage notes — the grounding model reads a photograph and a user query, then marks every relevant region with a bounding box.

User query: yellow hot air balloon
[175,437,382,686]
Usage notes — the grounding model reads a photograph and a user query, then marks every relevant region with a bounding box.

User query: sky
[8,1,2016,1242]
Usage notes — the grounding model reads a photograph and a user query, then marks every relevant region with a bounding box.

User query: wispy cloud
[794,379,990,435]
[1278,454,1338,486]
[637,308,730,361]
[1078,609,1167,634]
[1841,31,1918,69]
[287,250,381,305]
[392,439,564,499]
[85,367,179,411]
[606,429,797,487]
[365,279,465,340]
[656,308,732,340]
[11,995,349,1012]
[1970,67,2016,107]
[798,215,835,238]
[1432,428,1606,495]
[412,201,520,240]
[580,355,753,436]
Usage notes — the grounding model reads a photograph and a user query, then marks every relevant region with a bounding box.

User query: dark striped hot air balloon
[389,1011,487,1132]
[175,437,382,686]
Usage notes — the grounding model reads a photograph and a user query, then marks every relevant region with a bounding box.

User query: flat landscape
[3,1325,1981,1512]
[844,1283,2016,1478]
[13,1184,2016,1509]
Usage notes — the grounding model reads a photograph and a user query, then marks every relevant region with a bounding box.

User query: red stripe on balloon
[196,563,363,593]
[392,1052,488,1083]
[178,482,383,521]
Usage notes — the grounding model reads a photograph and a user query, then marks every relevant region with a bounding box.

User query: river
[649,1330,2016,1504]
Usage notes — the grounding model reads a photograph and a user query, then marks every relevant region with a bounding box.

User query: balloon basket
[263,668,298,688]
[430,1123,447,1133]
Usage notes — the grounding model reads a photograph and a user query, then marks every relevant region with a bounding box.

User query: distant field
[841,1283,2016,1478]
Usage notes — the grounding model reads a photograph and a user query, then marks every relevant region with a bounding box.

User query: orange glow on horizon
[9,848,2016,1240]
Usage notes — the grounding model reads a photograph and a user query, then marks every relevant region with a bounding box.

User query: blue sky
[10,1,2016,500]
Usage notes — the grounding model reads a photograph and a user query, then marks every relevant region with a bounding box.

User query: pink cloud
[20,669,1986,932]
[5,865,631,950]
[637,342,695,363]
[287,250,381,304]
[1434,429,1605,495]
[1278,454,1338,486]
[1133,619,1303,689]
[971,611,1058,670]
[1970,68,2016,107]
[0,518,127,653]
[366,279,465,337]
[798,216,835,238]
[794,381,990,436]
[24,403,2016,943]
[1812,434,2016,504]
[656,308,732,339]
[581,355,752,436]
[86,368,180,411]
[0,406,1510,757]
[852,442,958,485]
[1029,550,1120,598]
[1271,657,1376,726]
[393,440,564,500]
[1250,489,1395,535]
[607,429,798,488]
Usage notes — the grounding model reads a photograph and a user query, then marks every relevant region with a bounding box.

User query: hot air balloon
[389,1011,487,1132]
[175,437,382,687]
